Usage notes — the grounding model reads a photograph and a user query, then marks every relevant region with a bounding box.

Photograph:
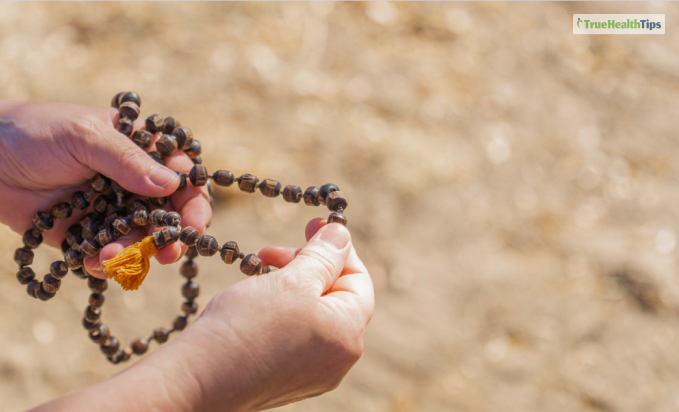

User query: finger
[305,218,326,242]
[279,223,352,295]
[258,246,301,268]
[85,227,147,279]
[323,245,375,323]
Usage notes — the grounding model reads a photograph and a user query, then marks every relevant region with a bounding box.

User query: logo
[573,14,665,34]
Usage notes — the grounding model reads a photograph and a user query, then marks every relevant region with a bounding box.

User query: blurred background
[1,2,679,411]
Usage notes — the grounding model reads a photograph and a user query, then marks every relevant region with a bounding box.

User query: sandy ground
[1,2,679,411]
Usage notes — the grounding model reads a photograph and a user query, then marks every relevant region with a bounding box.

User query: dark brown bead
[22,229,42,249]
[157,134,178,157]
[196,235,219,256]
[180,260,198,278]
[131,129,153,148]
[116,117,134,137]
[111,92,125,108]
[88,276,108,294]
[42,274,61,293]
[182,281,200,300]
[328,212,347,226]
[81,221,98,240]
[71,268,87,279]
[303,187,320,206]
[121,347,133,362]
[189,165,209,187]
[148,151,165,165]
[165,212,181,227]
[177,171,188,190]
[119,101,140,121]
[14,247,34,266]
[72,191,90,210]
[145,114,165,134]
[192,156,203,165]
[261,265,279,274]
[162,117,179,135]
[319,184,340,205]
[182,301,198,315]
[89,323,110,344]
[112,216,132,235]
[26,280,40,298]
[36,283,56,301]
[185,245,198,259]
[219,242,241,264]
[127,199,149,214]
[180,226,200,246]
[50,202,73,220]
[173,316,188,331]
[149,209,167,227]
[151,327,168,343]
[131,338,149,355]
[212,170,234,187]
[237,174,259,193]
[240,254,262,276]
[84,305,101,321]
[153,226,180,249]
[61,240,70,254]
[17,267,35,285]
[184,140,202,158]
[80,239,99,258]
[91,174,111,193]
[89,293,105,308]
[32,211,54,231]
[283,185,302,203]
[150,196,168,207]
[326,191,348,213]
[121,92,141,107]
[80,212,98,227]
[93,196,108,214]
[50,261,69,279]
[171,127,194,150]
[111,181,128,207]
[132,209,149,226]
[101,336,120,356]
[259,179,281,197]
[82,316,101,330]
[96,228,114,247]
[65,249,83,270]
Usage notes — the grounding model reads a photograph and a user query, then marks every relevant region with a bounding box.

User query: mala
[12,92,348,364]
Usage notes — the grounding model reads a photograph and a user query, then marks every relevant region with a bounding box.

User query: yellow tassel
[103,236,158,291]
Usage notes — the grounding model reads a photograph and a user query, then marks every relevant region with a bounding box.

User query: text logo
[573,14,665,34]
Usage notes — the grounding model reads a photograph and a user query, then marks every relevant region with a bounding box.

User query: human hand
[0,100,211,277]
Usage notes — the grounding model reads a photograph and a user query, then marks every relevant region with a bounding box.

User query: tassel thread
[103,236,158,291]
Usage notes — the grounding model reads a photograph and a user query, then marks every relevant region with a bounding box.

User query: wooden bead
[219,242,241,264]
[80,212,98,228]
[116,117,134,137]
[131,209,148,227]
[91,174,111,193]
[42,274,61,293]
[162,117,179,135]
[81,221,98,240]
[182,281,200,300]
[189,165,208,187]
[84,305,101,321]
[153,226,180,249]
[145,114,165,134]
[131,338,149,355]
[149,209,167,227]
[111,92,125,108]
[283,185,302,203]
[17,267,35,285]
[237,174,259,193]
[192,156,203,165]
[61,240,70,254]
[173,316,188,331]
[212,170,234,187]
[14,247,34,266]
[50,202,73,220]
[185,245,198,259]
[319,184,339,205]
[121,347,133,362]
[261,265,279,274]
[65,249,83,270]
[326,191,347,213]
[182,301,198,315]
[153,328,169,343]
[184,140,202,158]
[150,196,168,207]
[119,101,140,121]
[80,239,99,257]
[165,212,181,227]
[36,283,56,301]
[180,260,198,278]
[27,280,40,298]
[121,92,141,107]
[112,216,132,235]
[303,187,320,206]
[327,212,347,226]
[148,151,165,165]
[179,226,199,246]
[259,179,281,197]
[157,134,178,157]
[88,276,108,294]
[171,127,194,150]
[131,130,153,148]
[93,196,107,214]
[72,191,90,210]
[71,268,88,279]
[127,199,149,214]
[101,336,120,356]
[96,228,114,247]
[240,254,262,276]
[32,211,54,231]
[177,172,188,190]
[50,261,69,279]
[196,235,219,256]
[89,323,110,344]
[22,229,42,249]
[82,316,101,330]
[89,293,105,308]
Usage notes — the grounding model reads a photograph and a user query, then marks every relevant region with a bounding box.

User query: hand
[0,100,211,278]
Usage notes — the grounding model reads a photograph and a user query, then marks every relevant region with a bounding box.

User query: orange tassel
[103,236,158,291]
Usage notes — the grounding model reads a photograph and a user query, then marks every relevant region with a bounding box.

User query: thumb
[281,223,352,294]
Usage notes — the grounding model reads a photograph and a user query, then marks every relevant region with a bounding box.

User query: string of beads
[13,91,348,364]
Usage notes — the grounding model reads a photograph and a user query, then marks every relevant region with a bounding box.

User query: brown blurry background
[1,2,679,411]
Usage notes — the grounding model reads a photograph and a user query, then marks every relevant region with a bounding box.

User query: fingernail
[149,167,178,189]
[319,223,350,249]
